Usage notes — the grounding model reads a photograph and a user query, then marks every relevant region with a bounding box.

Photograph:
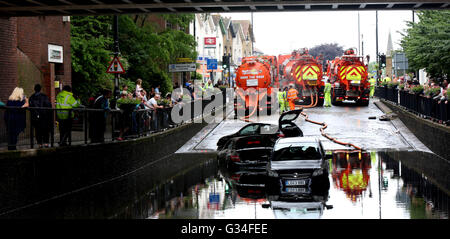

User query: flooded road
[1,100,448,219]
[149,151,449,219]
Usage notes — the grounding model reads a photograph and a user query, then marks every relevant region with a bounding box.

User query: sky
[220,10,416,62]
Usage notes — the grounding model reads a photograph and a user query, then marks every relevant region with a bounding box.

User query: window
[238,124,259,136]
[272,143,321,161]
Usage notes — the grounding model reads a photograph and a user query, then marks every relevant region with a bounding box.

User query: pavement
[176,98,431,153]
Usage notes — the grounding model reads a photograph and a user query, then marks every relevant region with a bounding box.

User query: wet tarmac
[177,99,430,153]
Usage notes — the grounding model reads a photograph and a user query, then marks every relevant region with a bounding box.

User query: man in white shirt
[149,94,163,131]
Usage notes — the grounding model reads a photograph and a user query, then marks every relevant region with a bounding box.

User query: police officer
[369,77,376,97]
[56,85,80,146]
[324,80,332,107]
[277,88,287,114]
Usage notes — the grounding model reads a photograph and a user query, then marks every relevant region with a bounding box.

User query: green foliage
[400,10,450,80]
[410,85,424,94]
[424,87,441,97]
[388,82,399,88]
[399,83,405,90]
[157,98,171,107]
[116,97,141,107]
[71,16,114,104]
[118,15,197,96]
[71,14,197,103]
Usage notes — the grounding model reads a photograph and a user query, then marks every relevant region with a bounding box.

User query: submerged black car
[217,135,274,170]
[216,109,304,151]
[266,137,330,192]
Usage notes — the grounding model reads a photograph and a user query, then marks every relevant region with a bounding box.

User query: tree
[400,10,450,81]
[118,14,197,95]
[309,43,344,63]
[71,16,114,104]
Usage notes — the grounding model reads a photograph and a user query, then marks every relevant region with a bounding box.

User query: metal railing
[375,86,449,124]
[0,92,227,151]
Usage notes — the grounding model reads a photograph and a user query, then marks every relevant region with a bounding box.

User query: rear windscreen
[235,137,272,149]
[272,143,321,161]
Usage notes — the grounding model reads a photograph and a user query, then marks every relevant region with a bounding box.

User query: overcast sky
[221,10,416,62]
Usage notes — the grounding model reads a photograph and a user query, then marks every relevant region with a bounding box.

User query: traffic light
[222,55,229,69]
[379,54,386,67]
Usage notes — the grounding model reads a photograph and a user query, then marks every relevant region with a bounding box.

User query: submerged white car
[266,137,330,193]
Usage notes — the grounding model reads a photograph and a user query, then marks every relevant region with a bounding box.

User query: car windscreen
[272,143,322,161]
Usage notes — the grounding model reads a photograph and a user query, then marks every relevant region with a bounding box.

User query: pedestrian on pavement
[148,93,164,131]
[29,84,52,148]
[277,88,287,114]
[56,85,80,146]
[90,89,111,143]
[369,77,376,97]
[135,78,143,97]
[4,87,28,150]
[287,85,299,111]
[324,80,332,107]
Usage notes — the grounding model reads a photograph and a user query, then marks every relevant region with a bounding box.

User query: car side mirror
[325,204,333,210]
[262,203,271,209]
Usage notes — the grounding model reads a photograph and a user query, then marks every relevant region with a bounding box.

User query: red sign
[106,56,125,74]
[204,37,216,46]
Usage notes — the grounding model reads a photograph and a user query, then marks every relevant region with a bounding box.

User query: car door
[278,109,304,137]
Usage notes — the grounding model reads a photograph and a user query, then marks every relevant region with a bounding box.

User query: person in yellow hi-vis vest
[383,76,391,84]
[287,85,299,111]
[369,77,376,97]
[324,80,332,107]
[56,85,81,146]
[277,88,287,114]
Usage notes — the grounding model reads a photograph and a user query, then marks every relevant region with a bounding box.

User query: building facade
[0,16,71,105]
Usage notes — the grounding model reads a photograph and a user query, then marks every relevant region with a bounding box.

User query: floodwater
[1,150,448,219]
[148,151,449,219]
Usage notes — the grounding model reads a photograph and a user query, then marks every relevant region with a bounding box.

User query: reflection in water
[2,150,447,219]
[330,151,372,203]
[150,151,448,219]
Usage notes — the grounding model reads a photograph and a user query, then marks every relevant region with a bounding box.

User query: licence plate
[285,179,306,186]
[284,187,307,193]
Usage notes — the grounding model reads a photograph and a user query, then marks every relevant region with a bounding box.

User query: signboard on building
[204,37,216,48]
[169,63,196,72]
[48,44,63,63]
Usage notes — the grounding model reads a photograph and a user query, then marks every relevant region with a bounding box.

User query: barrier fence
[0,91,227,151]
[375,86,449,124]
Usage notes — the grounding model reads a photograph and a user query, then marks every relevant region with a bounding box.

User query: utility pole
[412,10,419,83]
[376,11,379,81]
[251,12,254,56]
[358,12,360,55]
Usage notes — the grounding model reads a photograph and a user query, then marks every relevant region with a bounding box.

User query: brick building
[0,16,71,105]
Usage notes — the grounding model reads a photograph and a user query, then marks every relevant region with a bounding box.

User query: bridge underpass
[1,0,449,221]
[0,0,449,16]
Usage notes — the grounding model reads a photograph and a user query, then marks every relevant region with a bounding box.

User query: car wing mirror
[261,203,271,209]
[325,204,333,210]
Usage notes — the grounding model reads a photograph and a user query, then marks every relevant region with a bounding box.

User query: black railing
[375,86,449,124]
[1,92,227,151]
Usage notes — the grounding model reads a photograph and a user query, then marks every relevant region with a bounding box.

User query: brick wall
[0,18,18,102]
[0,16,71,103]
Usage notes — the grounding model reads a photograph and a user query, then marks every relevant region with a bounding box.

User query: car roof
[276,136,319,145]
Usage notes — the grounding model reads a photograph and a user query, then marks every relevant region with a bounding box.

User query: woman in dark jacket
[4,87,28,150]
